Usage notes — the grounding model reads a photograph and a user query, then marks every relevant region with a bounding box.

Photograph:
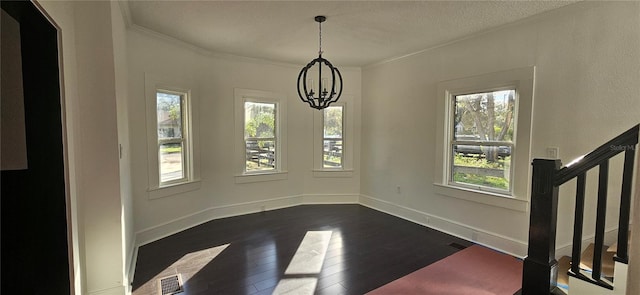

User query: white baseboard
[133,192,622,274]
[129,193,360,288]
[135,195,304,246]
[358,194,529,258]
[303,194,359,204]
[135,194,360,247]
[126,241,138,294]
[88,285,126,295]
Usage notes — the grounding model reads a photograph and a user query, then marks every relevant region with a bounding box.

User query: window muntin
[157,91,188,185]
[323,106,343,168]
[449,89,516,193]
[244,101,277,172]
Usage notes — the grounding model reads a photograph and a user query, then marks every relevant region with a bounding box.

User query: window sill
[312,169,354,178]
[433,183,528,212]
[235,171,288,183]
[148,180,201,200]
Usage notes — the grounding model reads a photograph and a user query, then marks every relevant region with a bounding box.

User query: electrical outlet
[396,186,401,194]
[546,147,559,159]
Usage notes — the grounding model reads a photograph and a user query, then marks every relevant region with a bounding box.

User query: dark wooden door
[1,1,71,294]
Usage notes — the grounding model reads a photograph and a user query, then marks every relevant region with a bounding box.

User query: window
[323,106,343,169]
[145,75,200,198]
[312,99,354,177]
[234,89,287,183]
[434,67,534,210]
[450,89,515,193]
[244,101,277,172]
[156,90,188,184]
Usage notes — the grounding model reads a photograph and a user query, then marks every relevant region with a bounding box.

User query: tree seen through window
[451,89,515,191]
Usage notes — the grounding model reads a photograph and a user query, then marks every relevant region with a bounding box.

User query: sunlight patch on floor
[134,244,229,295]
[284,231,332,275]
[273,231,332,295]
[272,278,318,295]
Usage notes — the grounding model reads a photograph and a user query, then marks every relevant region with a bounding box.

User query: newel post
[522,159,561,295]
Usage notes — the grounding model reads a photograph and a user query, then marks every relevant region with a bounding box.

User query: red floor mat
[366,245,523,295]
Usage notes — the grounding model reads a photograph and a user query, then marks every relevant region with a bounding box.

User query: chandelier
[297,16,343,110]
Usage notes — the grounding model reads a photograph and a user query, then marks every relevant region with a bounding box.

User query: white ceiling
[126,1,577,67]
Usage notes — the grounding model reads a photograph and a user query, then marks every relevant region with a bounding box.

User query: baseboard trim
[126,241,138,294]
[358,194,528,258]
[88,285,126,295]
[303,194,360,204]
[133,192,620,271]
[135,195,304,246]
[135,194,360,247]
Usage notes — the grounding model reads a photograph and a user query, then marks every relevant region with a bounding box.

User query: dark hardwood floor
[132,204,473,295]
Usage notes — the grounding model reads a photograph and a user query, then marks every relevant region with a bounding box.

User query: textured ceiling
[126,1,577,67]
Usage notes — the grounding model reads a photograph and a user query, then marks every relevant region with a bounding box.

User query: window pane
[452,144,511,190]
[157,92,183,139]
[244,102,277,172]
[160,142,184,182]
[323,140,342,168]
[245,102,276,139]
[245,139,275,172]
[324,106,343,138]
[453,90,515,142]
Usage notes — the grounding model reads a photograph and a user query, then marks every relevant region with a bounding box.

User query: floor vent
[448,242,468,250]
[158,274,183,295]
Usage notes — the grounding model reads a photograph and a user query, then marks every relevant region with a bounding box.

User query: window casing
[448,89,516,194]
[434,67,534,210]
[313,99,354,177]
[157,90,189,186]
[234,89,287,183]
[145,75,201,199]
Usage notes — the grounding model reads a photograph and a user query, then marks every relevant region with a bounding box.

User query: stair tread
[578,243,615,278]
[607,230,632,253]
[557,255,571,290]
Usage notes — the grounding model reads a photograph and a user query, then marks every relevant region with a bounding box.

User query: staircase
[555,238,630,295]
[519,124,639,295]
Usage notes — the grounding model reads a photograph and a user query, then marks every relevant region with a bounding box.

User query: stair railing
[521,124,639,295]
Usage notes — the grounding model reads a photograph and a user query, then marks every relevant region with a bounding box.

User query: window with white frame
[234,89,287,182]
[156,90,189,184]
[323,106,344,169]
[244,101,277,172]
[312,99,354,177]
[145,75,200,199]
[434,67,534,207]
[449,89,516,193]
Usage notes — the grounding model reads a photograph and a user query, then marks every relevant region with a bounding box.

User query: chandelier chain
[318,20,323,56]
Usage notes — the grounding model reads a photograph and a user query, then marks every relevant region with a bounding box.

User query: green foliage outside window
[245,112,275,138]
[452,154,510,190]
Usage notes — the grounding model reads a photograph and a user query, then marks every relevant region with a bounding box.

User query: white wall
[126,29,361,244]
[73,1,126,294]
[361,1,640,257]
[37,1,128,294]
[110,0,135,290]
